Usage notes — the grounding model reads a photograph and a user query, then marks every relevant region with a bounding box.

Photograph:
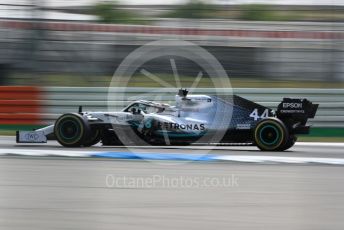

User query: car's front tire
[254,118,288,151]
[83,128,101,147]
[54,113,88,147]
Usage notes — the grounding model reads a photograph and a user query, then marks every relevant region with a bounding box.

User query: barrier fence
[2,19,342,81]
[1,20,343,40]
[0,86,42,126]
[0,87,343,136]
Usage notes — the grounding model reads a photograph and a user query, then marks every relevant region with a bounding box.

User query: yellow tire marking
[254,120,285,150]
[55,115,84,146]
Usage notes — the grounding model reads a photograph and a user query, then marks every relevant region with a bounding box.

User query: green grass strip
[307,127,344,137]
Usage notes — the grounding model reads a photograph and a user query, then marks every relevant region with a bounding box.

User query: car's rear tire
[54,113,88,147]
[278,135,297,151]
[254,118,288,151]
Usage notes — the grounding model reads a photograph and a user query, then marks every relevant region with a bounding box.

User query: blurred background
[0,0,343,140]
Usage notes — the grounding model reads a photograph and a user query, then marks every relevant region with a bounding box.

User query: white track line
[215,155,344,165]
[296,142,344,147]
[100,142,344,150]
[1,148,344,165]
[0,149,92,157]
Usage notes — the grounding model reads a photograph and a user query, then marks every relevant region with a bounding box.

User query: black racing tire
[278,135,297,151]
[54,113,88,147]
[254,118,288,151]
[83,128,101,147]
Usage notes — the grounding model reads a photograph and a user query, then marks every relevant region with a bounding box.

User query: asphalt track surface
[1,136,344,230]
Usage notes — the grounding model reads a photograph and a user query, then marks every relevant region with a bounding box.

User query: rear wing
[277,98,318,119]
[276,98,319,134]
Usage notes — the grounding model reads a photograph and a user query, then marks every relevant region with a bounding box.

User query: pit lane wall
[0,87,343,137]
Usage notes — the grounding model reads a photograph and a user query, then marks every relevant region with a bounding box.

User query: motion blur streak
[0,2,343,86]
[0,1,343,229]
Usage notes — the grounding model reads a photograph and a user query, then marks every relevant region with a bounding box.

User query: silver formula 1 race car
[16,89,318,151]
